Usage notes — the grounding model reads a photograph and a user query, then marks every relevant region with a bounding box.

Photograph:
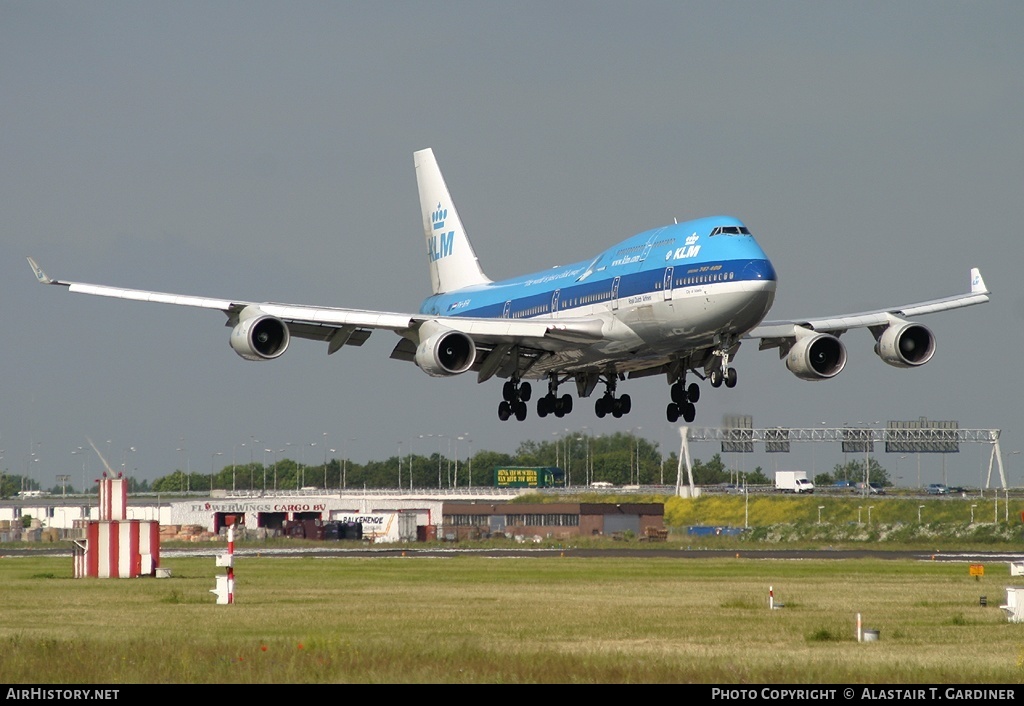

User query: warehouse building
[440,502,664,541]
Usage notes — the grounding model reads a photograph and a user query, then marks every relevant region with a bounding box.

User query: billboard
[841,428,874,454]
[764,428,791,453]
[885,418,959,453]
[494,467,565,488]
[721,415,754,453]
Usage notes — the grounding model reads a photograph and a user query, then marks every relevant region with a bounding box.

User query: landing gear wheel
[682,401,696,423]
[687,382,700,402]
[498,400,511,421]
[725,368,738,388]
[710,370,723,388]
[666,403,680,423]
[503,380,517,402]
[595,396,609,418]
[537,395,550,418]
[514,401,528,421]
[619,394,631,415]
[560,393,573,415]
[671,382,685,405]
[519,382,532,402]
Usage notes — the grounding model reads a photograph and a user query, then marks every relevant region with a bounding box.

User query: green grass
[3,554,1024,683]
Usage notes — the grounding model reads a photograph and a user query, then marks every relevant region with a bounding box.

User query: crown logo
[685,232,699,246]
[432,203,448,231]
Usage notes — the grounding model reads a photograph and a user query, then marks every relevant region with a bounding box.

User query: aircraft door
[502,301,512,318]
[638,227,665,264]
[663,266,674,301]
[551,289,560,316]
[611,276,621,310]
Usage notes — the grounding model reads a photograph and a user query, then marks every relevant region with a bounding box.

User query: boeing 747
[28,149,990,423]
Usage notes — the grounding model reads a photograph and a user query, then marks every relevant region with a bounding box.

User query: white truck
[775,471,814,494]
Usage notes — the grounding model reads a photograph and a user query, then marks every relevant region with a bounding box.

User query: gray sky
[4,1,1022,490]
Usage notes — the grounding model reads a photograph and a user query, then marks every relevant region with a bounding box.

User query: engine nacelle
[414,328,476,377]
[874,322,935,368]
[786,332,847,381]
[229,307,290,361]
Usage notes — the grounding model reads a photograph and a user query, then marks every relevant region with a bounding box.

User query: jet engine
[874,321,935,368]
[229,306,290,361]
[414,327,476,377]
[785,332,847,381]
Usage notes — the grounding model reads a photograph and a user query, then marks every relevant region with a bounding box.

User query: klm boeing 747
[27,149,990,423]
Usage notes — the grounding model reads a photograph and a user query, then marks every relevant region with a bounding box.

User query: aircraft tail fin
[970,267,988,295]
[414,149,491,295]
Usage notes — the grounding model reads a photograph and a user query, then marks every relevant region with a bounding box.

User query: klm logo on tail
[428,203,454,262]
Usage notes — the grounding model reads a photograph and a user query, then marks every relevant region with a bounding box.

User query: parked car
[926,483,949,495]
[855,482,885,495]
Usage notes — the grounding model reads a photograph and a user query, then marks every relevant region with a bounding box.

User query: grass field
[3,552,1024,683]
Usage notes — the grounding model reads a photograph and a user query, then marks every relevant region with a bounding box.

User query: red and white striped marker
[226,524,235,604]
[212,524,236,604]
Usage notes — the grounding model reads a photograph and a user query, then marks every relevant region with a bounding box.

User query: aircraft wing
[26,257,604,362]
[747,267,990,350]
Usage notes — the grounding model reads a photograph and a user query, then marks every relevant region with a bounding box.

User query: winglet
[27,256,54,284]
[970,267,988,295]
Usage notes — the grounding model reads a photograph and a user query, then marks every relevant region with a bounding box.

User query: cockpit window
[709,226,751,236]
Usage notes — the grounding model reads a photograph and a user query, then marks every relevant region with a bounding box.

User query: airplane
[28,148,990,424]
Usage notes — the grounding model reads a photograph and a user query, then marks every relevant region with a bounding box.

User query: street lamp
[72,447,87,494]
[210,452,223,495]
[631,426,643,485]
[322,433,330,488]
[397,441,403,489]
[817,505,825,524]
[342,438,357,490]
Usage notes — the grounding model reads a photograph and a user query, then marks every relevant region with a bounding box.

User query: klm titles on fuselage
[666,233,701,262]
[428,203,454,262]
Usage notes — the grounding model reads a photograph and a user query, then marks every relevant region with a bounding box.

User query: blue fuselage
[418,216,777,375]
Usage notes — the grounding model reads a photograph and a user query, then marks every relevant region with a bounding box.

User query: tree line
[2,432,892,496]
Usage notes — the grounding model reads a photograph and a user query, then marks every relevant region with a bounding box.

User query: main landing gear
[594,376,631,419]
[537,376,573,418]
[497,379,531,421]
[666,379,700,423]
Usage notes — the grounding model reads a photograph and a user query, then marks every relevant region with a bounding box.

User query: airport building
[0,491,665,543]
[441,502,665,540]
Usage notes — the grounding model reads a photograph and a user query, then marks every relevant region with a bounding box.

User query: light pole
[632,426,643,485]
[232,443,244,491]
[274,448,284,491]
[210,452,222,495]
[72,447,87,494]
[580,426,590,486]
[342,438,357,490]
[121,446,136,478]
[176,442,190,493]
[397,441,403,489]
[250,437,260,489]
[326,448,335,489]
[323,433,330,488]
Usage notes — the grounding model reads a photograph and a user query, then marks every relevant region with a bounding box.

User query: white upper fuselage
[419,216,777,377]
